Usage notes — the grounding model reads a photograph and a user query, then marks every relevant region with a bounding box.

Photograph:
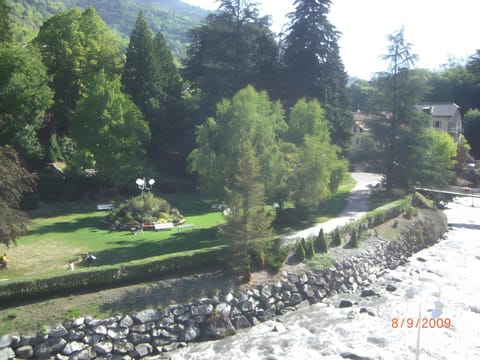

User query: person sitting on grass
[1,253,8,269]
[83,252,96,267]
[67,261,75,271]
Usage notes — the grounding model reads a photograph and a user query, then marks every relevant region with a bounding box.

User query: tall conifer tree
[221,146,273,282]
[282,0,351,148]
[184,0,279,114]
[122,12,156,119]
[123,13,185,168]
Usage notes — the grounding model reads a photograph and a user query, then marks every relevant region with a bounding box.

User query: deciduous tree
[35,7,123,134]
[0,145,36,247]
[0,45,53,160]
[285,99,347,208]
[69,71,150,184]
[188,85,287,201]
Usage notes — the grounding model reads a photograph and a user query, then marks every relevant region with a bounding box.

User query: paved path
[281,172,383,246]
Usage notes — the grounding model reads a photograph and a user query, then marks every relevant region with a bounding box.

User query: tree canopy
[282,0,351,147]
[184,0,279,114]
[0,146,36,247]
[69,71,150,184]
[35,7,123,135]
[0,45,53,160]
[122,12,184,168]
[285,99,347,207]
[188,85,287,200]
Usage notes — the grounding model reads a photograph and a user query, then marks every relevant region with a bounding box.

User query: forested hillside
[7,0,209,59]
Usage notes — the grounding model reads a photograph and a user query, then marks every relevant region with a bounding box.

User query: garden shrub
[348,229,359,248]
[294,239,306,261]
[264,248,287,272]
[105,193,183,225]
[331,229,342,247]
[315,228,328,253]
[261,238,287,272]
[306,239,316,259]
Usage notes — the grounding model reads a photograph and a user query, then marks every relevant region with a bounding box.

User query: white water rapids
[171,196,480,360]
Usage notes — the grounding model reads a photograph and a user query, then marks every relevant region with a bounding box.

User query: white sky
[182,0,480,79]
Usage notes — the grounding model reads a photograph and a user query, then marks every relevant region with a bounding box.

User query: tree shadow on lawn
[86,228,222,267]
[27,200,108,219]
[27,215,105,236]
[163,192,221,217]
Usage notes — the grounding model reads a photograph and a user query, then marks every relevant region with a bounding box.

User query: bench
[154,222,174,231]
[97,204,114,211]
[176,224,194,232]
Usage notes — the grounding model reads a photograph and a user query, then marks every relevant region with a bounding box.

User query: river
[170,196,480,360]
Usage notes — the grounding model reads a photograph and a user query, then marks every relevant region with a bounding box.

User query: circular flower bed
[104,193,184,229]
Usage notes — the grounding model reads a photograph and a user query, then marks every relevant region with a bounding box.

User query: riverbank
[171,196,480,360]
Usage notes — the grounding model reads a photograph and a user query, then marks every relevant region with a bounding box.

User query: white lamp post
[136,177,155,200]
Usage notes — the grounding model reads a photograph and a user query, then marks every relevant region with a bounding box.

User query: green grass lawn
[0,193,225,282]
[0,175,356,283]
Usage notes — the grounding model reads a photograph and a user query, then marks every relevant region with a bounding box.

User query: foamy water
[171,197,480,360]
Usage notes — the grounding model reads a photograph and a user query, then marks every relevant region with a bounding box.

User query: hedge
[335,195,413,243]
[0,246,227,305]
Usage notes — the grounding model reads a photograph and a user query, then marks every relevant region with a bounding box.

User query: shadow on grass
[81,228,222,267]
[27,192,218,220]
[27,215,104,236]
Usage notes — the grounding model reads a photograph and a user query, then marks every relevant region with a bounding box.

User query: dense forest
[1,0,480,251]
[6,0,209,59]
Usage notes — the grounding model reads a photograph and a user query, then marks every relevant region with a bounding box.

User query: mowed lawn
[0,192,225,282]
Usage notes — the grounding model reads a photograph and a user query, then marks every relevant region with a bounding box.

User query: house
[351,103,463,149]
[415,103,463,144]
[351,111,391,149]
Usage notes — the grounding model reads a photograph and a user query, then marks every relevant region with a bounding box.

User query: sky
[181,0,480,80]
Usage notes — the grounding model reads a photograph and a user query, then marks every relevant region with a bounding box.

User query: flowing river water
[170,196,480,360]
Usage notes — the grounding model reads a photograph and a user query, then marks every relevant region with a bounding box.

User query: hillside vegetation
[7,0,209,59]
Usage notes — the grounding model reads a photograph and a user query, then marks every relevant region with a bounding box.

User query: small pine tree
[331,228,342,247]
[349,229,359,248]
[306,240,316,259]
[294,239,306,261]
[316,228,328,253]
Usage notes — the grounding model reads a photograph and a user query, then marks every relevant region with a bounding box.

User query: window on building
[434,120,441,129]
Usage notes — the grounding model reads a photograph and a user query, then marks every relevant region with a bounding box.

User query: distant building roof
[415,103,460,118]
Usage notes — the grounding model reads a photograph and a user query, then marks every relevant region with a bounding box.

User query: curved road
[281,172,383,245]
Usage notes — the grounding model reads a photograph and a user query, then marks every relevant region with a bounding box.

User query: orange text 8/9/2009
[391,317,451,329]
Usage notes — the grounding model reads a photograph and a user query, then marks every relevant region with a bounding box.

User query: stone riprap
[0,210,446,359]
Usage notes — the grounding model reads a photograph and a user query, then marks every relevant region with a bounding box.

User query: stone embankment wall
[0,209,447,360]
